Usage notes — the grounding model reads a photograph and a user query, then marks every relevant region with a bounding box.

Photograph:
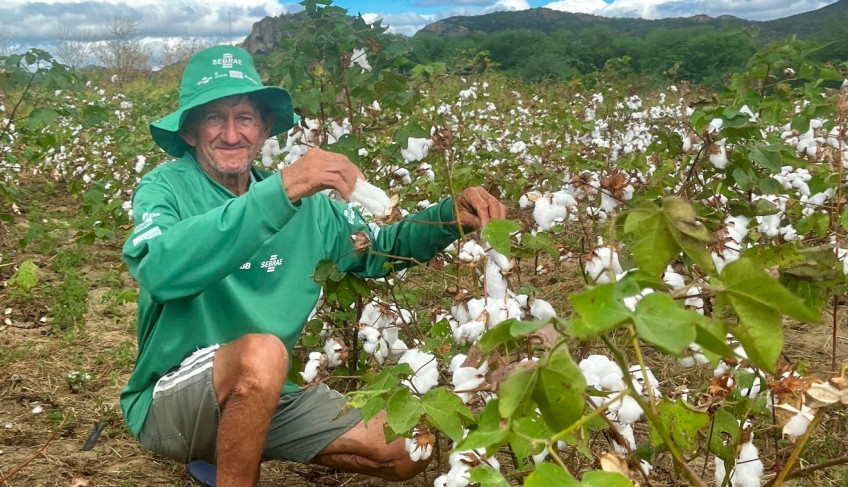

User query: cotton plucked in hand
[349,179,393,217]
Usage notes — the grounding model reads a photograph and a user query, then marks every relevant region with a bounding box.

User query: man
[121,45,505,486]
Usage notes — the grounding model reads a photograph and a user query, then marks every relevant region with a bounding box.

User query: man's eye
[206,114,223,123]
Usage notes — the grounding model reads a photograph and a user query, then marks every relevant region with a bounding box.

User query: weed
[46,407,77,430]
[53,248,86,274]
[49,271,90,332]
[95,341,136,372]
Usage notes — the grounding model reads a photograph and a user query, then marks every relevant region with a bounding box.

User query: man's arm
[327,187,507,278]
[122,173,298,302]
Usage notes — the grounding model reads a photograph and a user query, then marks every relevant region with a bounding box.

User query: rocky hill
[418,0,848,45]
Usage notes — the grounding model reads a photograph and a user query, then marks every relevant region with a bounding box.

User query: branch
[0,413,69,483]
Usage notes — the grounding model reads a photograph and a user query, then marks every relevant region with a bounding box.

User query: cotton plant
[405,426,435,462]
[357,299,412,365]
[579,355,661,454]
[714,420,764,487]
[433,442,502,487]
[449,353,490,404]
[398,348,439,394]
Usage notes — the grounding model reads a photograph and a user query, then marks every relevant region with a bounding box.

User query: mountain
[241,11,310,54]
[420,8,750,38]
[418,0,848,45]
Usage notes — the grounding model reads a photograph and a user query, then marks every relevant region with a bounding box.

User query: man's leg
[310,410,430,481]
[212,333,288,487]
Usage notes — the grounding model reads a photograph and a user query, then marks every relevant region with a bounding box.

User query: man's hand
[455,187,506,230]
[280,147,363,203]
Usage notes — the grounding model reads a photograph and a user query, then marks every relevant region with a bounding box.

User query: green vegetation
[2,0,848,485]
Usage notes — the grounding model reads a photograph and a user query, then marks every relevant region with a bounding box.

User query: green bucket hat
[150,45,298,158]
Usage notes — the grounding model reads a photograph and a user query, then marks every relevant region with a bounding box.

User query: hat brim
[150,84,298,158]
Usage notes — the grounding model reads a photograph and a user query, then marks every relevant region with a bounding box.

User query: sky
[0,0,839,62]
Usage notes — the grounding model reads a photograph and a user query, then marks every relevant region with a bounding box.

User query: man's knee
[214,333,288,404]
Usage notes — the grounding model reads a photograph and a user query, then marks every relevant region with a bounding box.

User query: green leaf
[27,107,61,129]
[9,260,39,292]
[386,387,424,435]
[649,399,708,454]
[582,471,633,486]
[693,319,733,360]
[624,197,714,276]
[481,218,521,258]
[479,318,521,353]
[525,463,579,487]
[568,283,631,338]
[509,412,553,465]
[457,400,509,451]
[625,205,677,276]
[708,408,741,464]
[633,293,698,355]
[719,258,818,371]
[524,232,561,259]
[422,387,472,442]
[498,362,537,418]
[469,465,511,487]
[532,347,586,432]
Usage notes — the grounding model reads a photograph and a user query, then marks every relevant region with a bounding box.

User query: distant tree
[53,26,93,70]
[92,16,151,78]
[158,35,211,68]
[0,29,15,56]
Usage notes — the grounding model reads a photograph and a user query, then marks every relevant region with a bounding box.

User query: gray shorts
[137,345,363,464]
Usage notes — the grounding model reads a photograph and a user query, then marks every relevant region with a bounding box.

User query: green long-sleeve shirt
[121,153,461,436]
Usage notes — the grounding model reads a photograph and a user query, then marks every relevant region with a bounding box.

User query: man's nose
[220,118,240,144]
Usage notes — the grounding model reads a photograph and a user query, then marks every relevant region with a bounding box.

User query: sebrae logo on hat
[212,53,243,69]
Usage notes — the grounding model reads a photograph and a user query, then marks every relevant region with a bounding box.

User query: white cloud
[542,0,837,21]
[0,0,288,42]
[493,0,531,11]
[362,12,437,37]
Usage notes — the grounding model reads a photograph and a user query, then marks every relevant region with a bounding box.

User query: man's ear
[179,128,197,148]
[263,113,276,139]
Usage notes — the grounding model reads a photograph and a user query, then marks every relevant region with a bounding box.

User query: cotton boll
[678,356,696,368]
[323,338,346,367]
[401,137,433,163]
[452,361,489,404]
[709,144,728,169]
[449,354,467,373]
[458,241,486,264]
[399,349,439,394]
[614,395,643,424]
[732,442,764,487]
[579,355,623,390]
[529,298,556,321]
[662,266,685,290]
[359,325,380,354]
[629,365,661,397]
[349,180,392,217]
[300,352,326,383]
[783,412,811,440]
[584,243,625,284]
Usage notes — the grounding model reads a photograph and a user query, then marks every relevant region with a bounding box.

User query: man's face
[180,95,270,178]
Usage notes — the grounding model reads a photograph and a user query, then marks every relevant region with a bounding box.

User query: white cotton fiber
[350,179,392,217]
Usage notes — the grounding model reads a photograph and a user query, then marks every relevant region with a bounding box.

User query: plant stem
[601,335,707,487]
[770,408,826,487]
[0,413,69,483]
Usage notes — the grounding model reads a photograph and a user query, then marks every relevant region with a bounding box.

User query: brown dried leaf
[708,372,736,397]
